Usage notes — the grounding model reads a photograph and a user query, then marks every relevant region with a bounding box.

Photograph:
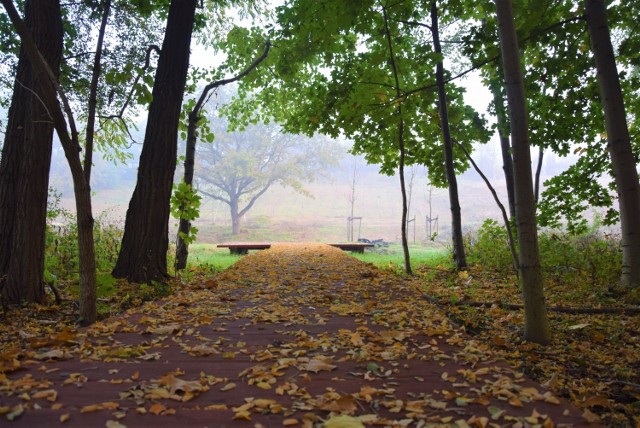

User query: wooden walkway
[0,244,592,427]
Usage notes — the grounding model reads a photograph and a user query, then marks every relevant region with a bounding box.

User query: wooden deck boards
[0,244,592,427]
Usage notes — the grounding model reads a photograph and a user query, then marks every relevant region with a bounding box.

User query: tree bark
[230,198,241,235]
[1,0,97,325]
[0,0,62,304]
[585,0,640,290]
[495,0,550,345]
[431,0,467,269]
[490,80,516,219]
[112,0,197,283]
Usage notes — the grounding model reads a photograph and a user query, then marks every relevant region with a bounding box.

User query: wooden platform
[328,242,375,253]
[0,244,589,427]
[217,242,271,254]
[217,242,374,254]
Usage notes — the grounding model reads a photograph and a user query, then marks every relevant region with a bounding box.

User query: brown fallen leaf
[301,356,337,373]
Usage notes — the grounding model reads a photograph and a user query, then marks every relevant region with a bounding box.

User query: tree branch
[454,140,519,271]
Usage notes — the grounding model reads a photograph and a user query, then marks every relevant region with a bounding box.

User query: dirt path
[1,244,591,427]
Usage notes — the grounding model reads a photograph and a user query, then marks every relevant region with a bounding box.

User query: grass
[186,243,244,271]
[347,244,450,270]
[185,242,450,273]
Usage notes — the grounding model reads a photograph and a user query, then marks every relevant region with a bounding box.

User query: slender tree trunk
[490,81,516,219]
[431,0,467,269]
[175,43,269,269]
[84,0,111,184]
[112,0,197,283]
[586,0,640,290]
[495,0,550,345]
[0,0,62,304]
[381,2,411,274]
[175,113,198,270]
[534,147,544,205]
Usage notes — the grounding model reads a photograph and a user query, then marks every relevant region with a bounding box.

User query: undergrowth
[464,217,622,288]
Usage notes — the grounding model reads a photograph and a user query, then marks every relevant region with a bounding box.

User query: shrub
[464,219,513,271]
[466,218,622,287]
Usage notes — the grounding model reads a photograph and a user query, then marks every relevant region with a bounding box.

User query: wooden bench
[217,242,272,255]
[329,243,375,253]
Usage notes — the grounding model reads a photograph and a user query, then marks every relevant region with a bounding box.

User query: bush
[465,218,622,287]
[464,219,513,271]
[46,207,122,283]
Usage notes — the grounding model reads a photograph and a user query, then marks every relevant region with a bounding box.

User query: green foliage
[218,0,490,181]
[464,219,513,272]
[45,207,122,283]
[466,218,622,287]
[170,181,202,245]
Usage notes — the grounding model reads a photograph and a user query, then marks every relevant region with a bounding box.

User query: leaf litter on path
[0,243,593,426]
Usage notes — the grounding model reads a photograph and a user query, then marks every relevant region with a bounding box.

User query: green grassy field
[187,243,450,272]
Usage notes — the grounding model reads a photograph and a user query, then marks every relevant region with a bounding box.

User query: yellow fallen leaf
[80,404,101,413]
[324,415,365,428]
[283,418,299,426]
[204,404,228,410]
[232,409,251,421]
[256,381,271,390]
[220,382,236,391]
[60,413,70,423]
[508,396,523,408]
[106,421,127,428]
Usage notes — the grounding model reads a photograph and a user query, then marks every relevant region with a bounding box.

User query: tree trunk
[495,0,550,345]
[1,0,97,324]
[0,0,62,304]
[112,0,197,283]
[490,81,516,219]
[175,42,269,270]
[175,112,198,270]
[534,146,544,205]
[586,0,640,290]
[431,0,467,269]
[230,198,241,235]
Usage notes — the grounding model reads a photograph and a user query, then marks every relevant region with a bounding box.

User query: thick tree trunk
[230,198,241,235]
[112,0,197,283]
[495,0,550,345]
[0,0,62,304]
[431,1,467,269]
[586,0,640,290]
[1,0,97,324]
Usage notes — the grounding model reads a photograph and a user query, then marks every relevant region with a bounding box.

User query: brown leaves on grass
[420,263,640,426]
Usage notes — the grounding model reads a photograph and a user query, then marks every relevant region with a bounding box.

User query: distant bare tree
[195,119,341,235]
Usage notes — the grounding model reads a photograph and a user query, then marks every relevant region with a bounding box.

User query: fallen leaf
[220,382,236,391]
[149,403,166,415]
[324,414,365,428]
